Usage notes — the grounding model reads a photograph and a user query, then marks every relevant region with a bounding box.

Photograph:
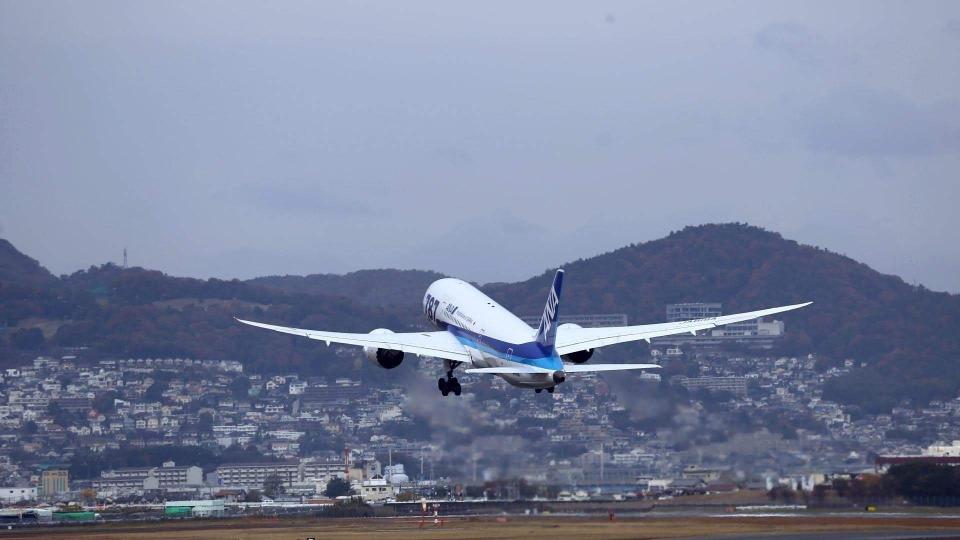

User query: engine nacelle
[558,324,594,364]
[363,328,404,369]
[562,349,593,364]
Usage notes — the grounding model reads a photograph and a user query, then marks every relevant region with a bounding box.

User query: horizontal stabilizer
[465,366,553,374]
[563,363,660,372]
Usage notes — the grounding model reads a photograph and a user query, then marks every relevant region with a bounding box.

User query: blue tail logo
[535,269,564,349]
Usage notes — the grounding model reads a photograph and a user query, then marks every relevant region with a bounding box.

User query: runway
[685,532,960,540]
[2,514,960,540]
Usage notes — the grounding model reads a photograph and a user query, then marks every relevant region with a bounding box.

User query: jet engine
[363,328,404,369]
[562,349,593,364]
[557,323,593,364]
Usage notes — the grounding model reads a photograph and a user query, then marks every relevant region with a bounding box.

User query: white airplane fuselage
[423,278,565,389]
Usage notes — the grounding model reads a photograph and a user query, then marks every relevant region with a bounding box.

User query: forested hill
[483,224,960,412]
[2,223,960,411]
[249,269,444,311]
[0,239,54,286]
[0,256,411,376]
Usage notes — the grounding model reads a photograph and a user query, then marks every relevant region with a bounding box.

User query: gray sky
[2,1,958,291]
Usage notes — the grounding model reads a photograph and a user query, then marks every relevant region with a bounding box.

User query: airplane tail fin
[535,269,564,349]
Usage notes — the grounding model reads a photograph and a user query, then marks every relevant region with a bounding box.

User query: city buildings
[0,322,957,505]
[39,469,68,497]
[0,487,36,503]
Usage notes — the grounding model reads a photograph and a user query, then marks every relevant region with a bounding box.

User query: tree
[395,491,417,502]
[767,485,796,503]
[324,477,353,498]
[812,484,829,505]
[885,463,960,500]
[92,391,119,414]
[832,478,850,498]
[20,420,38,435]
[262,474,284,499]
[229,377,251,400]
[196,412,214,434]
[143,380,167,402]
[47,402,77,428]
[80,488,97,505]
[11,328,44,350]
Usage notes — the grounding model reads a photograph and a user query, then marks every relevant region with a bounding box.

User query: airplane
[237,269,811,396]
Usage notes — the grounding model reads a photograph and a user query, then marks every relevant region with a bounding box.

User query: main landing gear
[438,376,461,397]
[534,387,556,394]
[438,361,461,397]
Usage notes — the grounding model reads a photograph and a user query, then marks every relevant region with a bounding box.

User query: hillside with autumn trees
[2,223,959,411]
[483,224,960,412]
[0,249,412,376]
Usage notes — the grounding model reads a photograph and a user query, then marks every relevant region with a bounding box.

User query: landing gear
[535,386,555,395]
[535,388,542,394]
[438,361,462,397]
[438,377,461,397]
[547,386,555,394]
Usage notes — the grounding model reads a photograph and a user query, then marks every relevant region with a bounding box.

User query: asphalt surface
[687,531,960,540]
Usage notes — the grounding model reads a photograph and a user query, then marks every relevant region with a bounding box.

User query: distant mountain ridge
[0,239,55,286]
[249,269,445,311]
[1,224,958,411]
[484,224,960,412]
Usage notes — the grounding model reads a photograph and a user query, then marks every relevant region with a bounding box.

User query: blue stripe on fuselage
[444,324,563,371]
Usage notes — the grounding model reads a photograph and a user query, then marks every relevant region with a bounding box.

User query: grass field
[4,515,960,540]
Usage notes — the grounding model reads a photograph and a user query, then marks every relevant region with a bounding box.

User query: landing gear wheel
[440,360,462,397]
[547,387,555,394]
[535,388,543,394]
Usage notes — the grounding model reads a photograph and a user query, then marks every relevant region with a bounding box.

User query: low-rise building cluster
[2,339,960,505]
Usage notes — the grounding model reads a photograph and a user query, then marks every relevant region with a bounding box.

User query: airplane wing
[235,318,471,363]
[465,366,553,374]
[554,302,812,356]
[563,363,661,372]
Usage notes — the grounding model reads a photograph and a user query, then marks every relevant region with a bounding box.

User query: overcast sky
[1,1,958,291]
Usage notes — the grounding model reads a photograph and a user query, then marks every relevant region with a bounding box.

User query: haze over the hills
[2,223,959,413]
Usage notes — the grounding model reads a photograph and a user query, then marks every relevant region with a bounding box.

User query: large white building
[359,476,396,502]
[666,303,722,322]
[923,441,960,457]
[92,461,203,494]
[0,487,37,503]
[654,302,786,349]
[673,376,749,396]
[216,459,345,490]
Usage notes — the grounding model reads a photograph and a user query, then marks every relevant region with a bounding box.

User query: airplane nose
[552,370,566,384]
